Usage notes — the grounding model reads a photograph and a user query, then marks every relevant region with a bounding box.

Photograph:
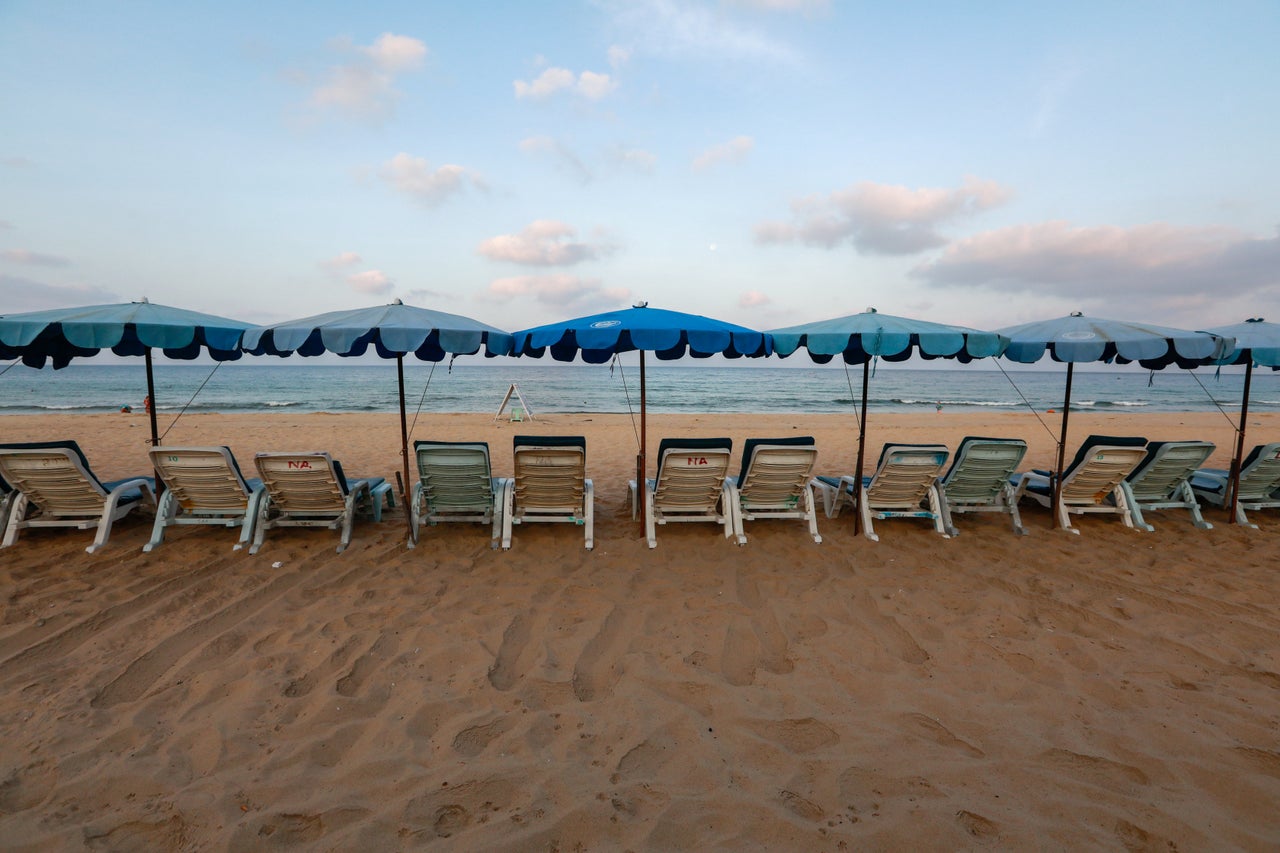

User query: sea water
[1,360,1272,417]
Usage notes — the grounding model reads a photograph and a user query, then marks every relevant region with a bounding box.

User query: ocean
[1,359,1273,418]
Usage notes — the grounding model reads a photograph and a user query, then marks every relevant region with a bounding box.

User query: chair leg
[926,486,949,538]
[803,485,821,544]
[249,494,273,555]
[1057,497,1078,534]
[859,485,878,541]
[339,483,370,553]
[1180,482,1212,530]
[1120,483,1154,532]
[1003,484,1027,536]
[583,479,594,551]
[88,497,124,554]
[501,479,515,550]
[489,478,505,549]
[238,488,265,550]
[936,481,959,537]
[144,489,178,552]
[2,494,29,548]
[645,490,657,549]
[1113,486,1135,529]
[407,482,423,549]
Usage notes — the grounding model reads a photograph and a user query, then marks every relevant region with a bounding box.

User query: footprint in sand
[901,713,984,758]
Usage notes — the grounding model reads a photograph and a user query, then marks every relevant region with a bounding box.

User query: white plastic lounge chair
[725,436,821,545]
[144,446,266,551]
[628,437,734,548]
[936,437,1028,536]
[813,443,949,542]
[409,440,506,548]
[0,440,156,553]
[502,436,593,550]
[1119,440,1215,531]
[1191,442,1280,527]
[250,452,392,554]
[1012,435,1147,533]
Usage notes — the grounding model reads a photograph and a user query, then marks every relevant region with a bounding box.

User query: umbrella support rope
[851,359,870,536]
[991,359,1060,443]
[1174,366,1248,520]
[406,360,439,440]
[609,356,643,450]
[842,362,863,436]
[157,360,224,444]
[0,357,21,378]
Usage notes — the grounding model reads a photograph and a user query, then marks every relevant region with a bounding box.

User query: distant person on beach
[143,395,153,414]
[120,404,132,413]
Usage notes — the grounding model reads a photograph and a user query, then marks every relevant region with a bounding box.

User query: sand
[1,410,1278,850]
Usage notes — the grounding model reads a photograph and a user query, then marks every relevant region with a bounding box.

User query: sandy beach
[1,409,1278,850]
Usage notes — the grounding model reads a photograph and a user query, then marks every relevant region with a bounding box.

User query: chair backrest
[512,436,586,511]
[414,441,494,510]
[1058,436,1147,504]
[865,444,949,509]
[0,440,109,514]
[939,437,1026,503]
[149,446,252,511]
[254,452,348,514]
[1237,442,1280,500]
[652,438,732,510]
[1125,440,1214,501]
[735,437,818,506]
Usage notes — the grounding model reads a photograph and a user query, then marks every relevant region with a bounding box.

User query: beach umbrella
[1198,318,1280,522]
[0,298,250,448]
[769,308,1007,534]
[241,299,513,539]
[510,302,771,530]
[998,312,1231,529]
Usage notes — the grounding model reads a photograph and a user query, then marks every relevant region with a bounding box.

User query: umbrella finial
[1247,317,1264,323]
[633,300,648,308]
[392,298,403,306]
[865,307,877,314]
[1070,311,1083,317]
[139,297,150,304]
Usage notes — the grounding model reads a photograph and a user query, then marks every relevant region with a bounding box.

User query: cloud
[913,222,1280,307]
[608,45,631,68]
[306,32,427,121]
[320,251,362,271]
[599,0,800,64]
[482,274,631,310]
[0,274,116,311]
[514,66,617,101]
[380,152,484,206]
[2,249,71,267]
[477,220,617,267]
[739,290,772,308]
[347,269,393,295]
[754,176,1011,255]
[401,287,446,302]
[726,0,830,11]
[693,135,754,172]
[519,136,593,183]
[611,146,657,173]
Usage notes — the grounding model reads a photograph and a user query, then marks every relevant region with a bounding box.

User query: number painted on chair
[287,460,313,469]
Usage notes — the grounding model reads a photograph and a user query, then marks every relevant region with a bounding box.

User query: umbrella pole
[852,359,869,536]
[144,348,160,448]
[397,355,414,543]
[1227,357,1253,524]
[638,351,647,530]
[1053,362,1074,530]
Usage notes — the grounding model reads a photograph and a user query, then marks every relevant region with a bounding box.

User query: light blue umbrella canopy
[0,299,249,369]
[242,300,513,359]
[511,303,770,362]
[0,299,253,448]
[997,312,1233,530]
[1198,318,1280,522]
[1000,312,1228,367]
[770,308,1006,364]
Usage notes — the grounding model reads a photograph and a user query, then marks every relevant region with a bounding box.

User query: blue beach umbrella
[769,308,1007,533]
[998,312,1232,529]
[0,298,250,448]
[1198,318,1280,522]
[242,299,514,530]
[511,302,771,529]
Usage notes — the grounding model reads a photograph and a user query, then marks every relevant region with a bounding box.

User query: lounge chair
[1191,442,1280,527]
[1119,440,1215,531]
[250,452,392,554]
[936,437,1028,536]
[1011,435,1147,533]
[408,440,506,548]
[725,436,821,545]
[628,437,735,548]
[502,436,593,550]
[144,446,267,551]
[813,443,950,541]
[0,440,156,553]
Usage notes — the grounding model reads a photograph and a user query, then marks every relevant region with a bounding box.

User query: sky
[2,0,1279,339]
